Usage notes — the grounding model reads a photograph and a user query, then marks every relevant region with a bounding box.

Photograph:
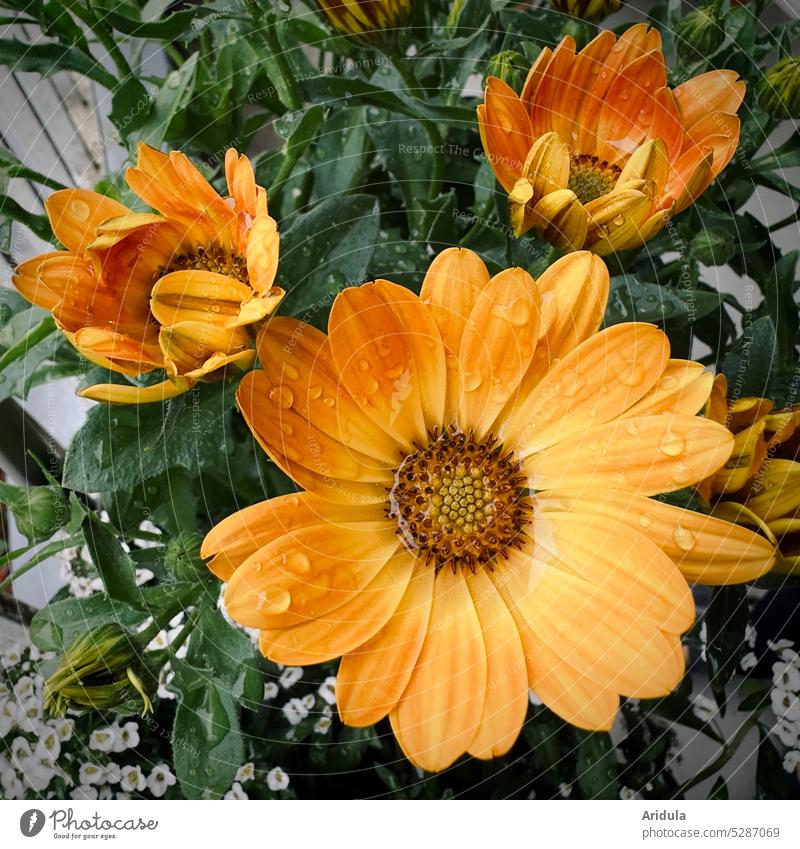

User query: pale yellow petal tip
[78,377,191,404]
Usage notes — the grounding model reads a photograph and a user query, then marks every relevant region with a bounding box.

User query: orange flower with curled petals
[202,247,774,772]
[13,144,282,404]
[477,24,744,254]
[698,374,800,574]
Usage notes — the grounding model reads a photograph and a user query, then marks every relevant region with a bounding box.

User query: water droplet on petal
[256,586,291,613]
[269,385,293,409]
[612,214,626,227]
[309,383,322,400]
[638,513,653,528]
[618,361,645,387]
[660,431,685,457]
[673,525,696,552]
[364,376,379,394]
[463,371,482,392]
[69,199,90,221]
[358,358,371,372]
[283,363,300,381]
[287,551,311,574]
[560,375,582,398]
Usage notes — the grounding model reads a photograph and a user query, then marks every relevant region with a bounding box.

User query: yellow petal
[150,270,252,327]
[621,359,712,418]
[337,565,435,728]
[457,267,540,439]
[521,131,570,203]
[465,569,528,760]
[745,459,800,524]
[158,320,250,376]
[390,568,486,772]
[616,139,670,201]
[246,214,279,293]
[528,188,588,249]
[525,413,733,496]
[585,188,651,255]
[45,189,128,253]
[78,377,191,404]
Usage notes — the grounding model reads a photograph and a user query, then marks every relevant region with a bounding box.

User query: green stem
[0,317,56,374]
[674,710,761,797]
[70,2,134,81]
[167,607,200,656]
[248,1,302,111]
[0,542,35,570]
[0,535,82,593]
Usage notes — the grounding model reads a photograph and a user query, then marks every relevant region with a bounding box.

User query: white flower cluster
[767,638,800,776]
[224,763,290,799]
[2,641,176,800]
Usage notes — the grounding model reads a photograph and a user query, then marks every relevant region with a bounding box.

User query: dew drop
[673,525,696,552]
[618,361,645,387]
[612,214,626,227]
[69,199,90,221]
[661,374,678,390]
[638,513,653,528]
[269,385,293,409]
[323,396,335,407]
[283,363,300,381]
[309,383,323,400]
[659,431,685,457]
[364,376,380,394]
[256,585,291,613]
[463,371,482,391]
[358,358,371,372]
[560,375,581,397]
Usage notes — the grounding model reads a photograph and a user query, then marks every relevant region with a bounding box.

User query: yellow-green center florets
[387,426,531,573]
[568,153,620,204]
[162,245,249,285]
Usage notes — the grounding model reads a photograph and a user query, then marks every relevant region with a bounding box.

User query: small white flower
[267,766,290,792]
[235,762,255,783]
[14,675,35,699]
[619,786,639,800]
[98,786,113,800]
[0,699,17,736]
[528,690,542,706]
[773,660,800,693]
[25,761,55,792]
[224,781,248,800]
[3,774,24,798]
[69,784,98,802]
[79,762,106,786]
[301,693,315,710]
[780,648,799,665]
[318,676,337,706]
[120,764,146,792]
[773,719,800,748]
[111,721,140,752]
[740,652,758,671]
[115,792,131,800]
[0,681,10,699]
[53,717,74,741]
[147,764,176,798]
[783,749,800,775]
[698,621,708,662]
[282,697,309,726]
[263,682,279,700]
[314,706,333,735]
[558,782,572,798]
[2,643,22,666]
[10,736,32,769]
[768,638,794,652]
[279,667,303,689]
[692,694,718,723]
[158,664,177,701]
[745,623,757,649]
[89,727,117,752]
[17,695,43,728]
[38,728,61,761]
[102,762,121,784]
[771,687,800,722]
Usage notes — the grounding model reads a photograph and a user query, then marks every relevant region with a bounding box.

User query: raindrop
[283,363,300,381]
[269,385,293,409]
[309,383,323,400]
[463,371,482,391]
[659,431,685,457]
[364,376,380,394]
[673,525,696,552]
[287,552,311,574]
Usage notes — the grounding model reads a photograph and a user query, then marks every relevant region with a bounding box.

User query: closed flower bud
[163,532,206,582]
[44,624,155,717]
[0,482,68,542]
[675,4,724,61]
[758,57,800,119]
[549,0,621,20]
[485,51,528,92]
[315,0,413,38]
[691,229,735,266]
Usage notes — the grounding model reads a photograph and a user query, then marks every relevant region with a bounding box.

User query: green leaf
[94,2,217,39]
[110,77,152,140]
[576,732,619,800]
[757,731,788,799]
[0,38,117,88]
[708,776,728,799]
[605,275,722,328]
[0,195,54,244]
[82,513,143,609]
[171,657,244,799]
[133,53,199,148]
[311,106,370,199]
[721,315,777,398]
[62,383,237,494]
[268,104,325,188]
[704,585,749,715]
[0,145,67,190]
[277,194,379,326]
[30,594,145,653]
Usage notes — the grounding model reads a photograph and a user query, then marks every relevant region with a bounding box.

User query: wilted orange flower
[13,144,282,404]
[478,24,744,254]
[315,0,412,36]
[699,374,800,574]
[202,248,773,772]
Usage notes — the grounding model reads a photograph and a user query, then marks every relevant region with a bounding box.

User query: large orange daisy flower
[12,144,282,404]
[202,248,774,771]
[478,24,744,253]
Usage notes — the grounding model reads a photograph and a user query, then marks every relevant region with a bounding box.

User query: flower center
[386,427,531,573]
[162,245,249,285]
[568,154,621,204]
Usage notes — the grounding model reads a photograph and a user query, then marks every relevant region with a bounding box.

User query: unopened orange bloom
[202,248,773,771]
[13,144,282,403]
[315,0,412,36]
[478,24,744,254]
[699,374,800,574]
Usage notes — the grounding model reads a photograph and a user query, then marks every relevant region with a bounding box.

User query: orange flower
[202,248,773,772]
[699,374,800,574]
[13,145,282,403]
[477,24,744,254]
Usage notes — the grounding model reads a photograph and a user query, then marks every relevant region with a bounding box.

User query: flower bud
[44,624,155,717]
[674,4,724,61]
[758,57,800,119]
[485,51,529,93]
[0,482,68,542]
[315,0,413,38]
[163,532,206,582]
[549,0,622,20]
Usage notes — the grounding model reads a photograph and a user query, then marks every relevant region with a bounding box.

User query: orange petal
[13,251,86,313]
[648,87,685,161]
[621,360,712,418]
[520,131,571,203]
[390,567,486,772]
[337,564,434,728]
[202,492,383,581]
[237,369,391,504]
[246,214,279,293]
[225,149,259,218]
[158,320,250,376]
[508,323,670,456]
[328,281,431,446]
[538,488,775,586]
[465,569,528,760]
[480,77,533,192]
[520,46,553,110]
[527,188,588,248]
[528,36,577,139]
[525,413,734,496]
[584,188,651,255]
[616,139,670,201]
[224,519,399,629]
[419,248,491,425]
[673,70,745,132]
[259,549,415,664]
[255,317,403,465]
[45,189,128,254]
[78,376,191,404]
[150,270,253,327]
[457,267,540,439]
